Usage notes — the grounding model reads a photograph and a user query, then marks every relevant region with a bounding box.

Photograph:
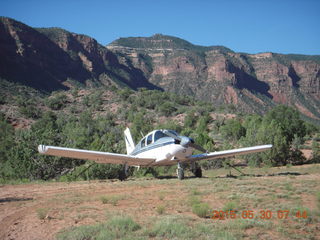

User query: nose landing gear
[177,162,202,180]
[177,162,184,180]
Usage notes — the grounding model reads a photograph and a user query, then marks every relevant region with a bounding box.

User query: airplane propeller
[188,139,208,153]
[163,130,207,153]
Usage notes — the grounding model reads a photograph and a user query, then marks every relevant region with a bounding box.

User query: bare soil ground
[1,164,320,240]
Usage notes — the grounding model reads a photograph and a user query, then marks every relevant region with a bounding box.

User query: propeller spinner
[163,130,207,153]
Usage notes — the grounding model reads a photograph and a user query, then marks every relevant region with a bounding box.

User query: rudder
[124,128,135,155]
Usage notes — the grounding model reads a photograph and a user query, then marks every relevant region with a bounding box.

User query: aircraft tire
[118,165,129,181]
[177,167,184,180]
[118,171,127,181]
[194,167,202,178]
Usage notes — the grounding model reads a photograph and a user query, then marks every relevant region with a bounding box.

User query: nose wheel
[177,162,184,180]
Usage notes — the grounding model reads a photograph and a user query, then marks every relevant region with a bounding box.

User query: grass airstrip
[0,164,319,240]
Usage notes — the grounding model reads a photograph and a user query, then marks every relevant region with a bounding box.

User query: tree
[196,113,211,133]
[45,92,68,110]
[130,112,152,142]
[240,106,308,166]
[0,114,14,178]
[16,95,42,119]
[118,88,133,101]
[220,118,246,141]
[157,102,177,117]
[311,139,320,163]
[184,111,197,128]
[241,119,288,166]
[264,105,306,143]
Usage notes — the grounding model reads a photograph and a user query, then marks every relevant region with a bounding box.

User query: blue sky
[1,0,319,55]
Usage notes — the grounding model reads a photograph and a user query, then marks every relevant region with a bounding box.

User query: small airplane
[38,128,272,180]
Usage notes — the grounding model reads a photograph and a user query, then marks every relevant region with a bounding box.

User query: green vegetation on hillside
[110,34,233,53]
[0,85,319,182]
[273,53,320,65]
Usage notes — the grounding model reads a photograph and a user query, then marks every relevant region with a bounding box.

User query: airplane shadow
[0,197,33,203]
[116,171,305,181]
[214,171,305,179]
[156,175,208,180]
[152,171,304,180]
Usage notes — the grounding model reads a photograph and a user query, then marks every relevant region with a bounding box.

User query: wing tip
[38,145,47,154]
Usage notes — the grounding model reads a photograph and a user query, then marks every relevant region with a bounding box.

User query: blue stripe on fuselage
[131,141,175,156]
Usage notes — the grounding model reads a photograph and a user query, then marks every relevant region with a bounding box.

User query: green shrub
[108,216,141,232]
[100,195,125,206]
[100,196,109,204]
[45,93,67,110]
[36,208,49,220]
[220,118,246,141]
[157,101,177,117]
[57,216,140,240]
[0,94,5,104]
[19,105,41,119]
[192,202,210,218]
[156,205,166,215]
[148,217,190,238]
[223,201,238,211]
[187,195,201,206]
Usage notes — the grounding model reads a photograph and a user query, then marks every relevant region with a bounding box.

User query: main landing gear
[119,164,129,181]
[191,162,202,178]
[176,162,202,180]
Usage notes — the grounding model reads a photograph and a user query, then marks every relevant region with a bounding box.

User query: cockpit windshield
[140,130,179,147]
[167,130,178,136]
[147,134,153,145]
[154,131,167,142]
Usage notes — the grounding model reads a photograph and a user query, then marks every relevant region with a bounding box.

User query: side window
[154,131,167,142]
[141,137,146,147]
[147,134,153,145]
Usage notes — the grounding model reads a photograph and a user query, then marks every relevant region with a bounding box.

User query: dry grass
[0,164,320,240]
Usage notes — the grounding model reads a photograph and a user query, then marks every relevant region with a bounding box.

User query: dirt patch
[0,165,319,240]
[0,181,177,240]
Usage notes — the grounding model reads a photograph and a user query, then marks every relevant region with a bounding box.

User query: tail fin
[124,128,135,155]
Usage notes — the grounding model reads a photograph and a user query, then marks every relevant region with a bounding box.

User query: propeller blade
[163,130,181,142]
[162,130,207,152]
[189,142,207,153]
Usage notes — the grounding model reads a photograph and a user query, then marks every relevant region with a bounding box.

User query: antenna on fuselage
[140,131,144,138]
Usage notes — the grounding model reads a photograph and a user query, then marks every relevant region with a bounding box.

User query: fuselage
[130,130,193,165]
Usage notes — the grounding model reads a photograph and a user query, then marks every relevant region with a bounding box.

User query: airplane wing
[38,145,155,166]
[184,145,272,162]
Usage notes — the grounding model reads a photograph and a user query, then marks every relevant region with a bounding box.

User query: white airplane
[38,128,272,180]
